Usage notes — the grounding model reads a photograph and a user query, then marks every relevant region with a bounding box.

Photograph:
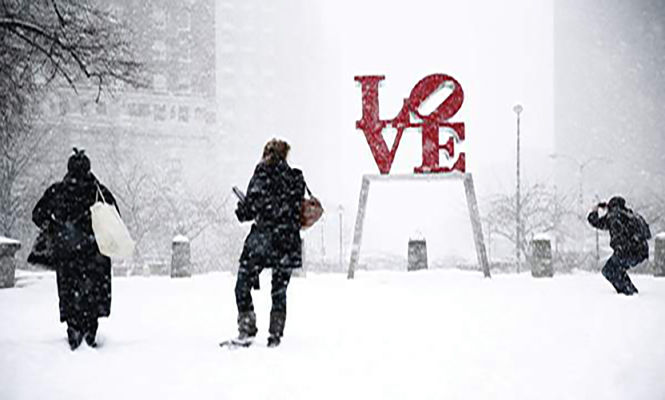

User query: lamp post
[320,214,326,265]
[593,193,601,268]
[338,205,344,272]
[513,104,523,273]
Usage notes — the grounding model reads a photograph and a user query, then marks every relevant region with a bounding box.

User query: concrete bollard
[171,235,191,278]
[530,238,553,278]
[407,238,428,271]
[0,237,21,288]
[655,233,665,277]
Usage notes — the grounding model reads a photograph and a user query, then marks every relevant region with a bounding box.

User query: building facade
[43,0,218,188]
[554,0,665,202]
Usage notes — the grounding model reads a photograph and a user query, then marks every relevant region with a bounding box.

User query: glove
[235,201,249,222]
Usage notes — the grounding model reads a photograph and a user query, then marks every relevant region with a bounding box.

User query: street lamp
[337,205,344,272]
[513,104,523,273]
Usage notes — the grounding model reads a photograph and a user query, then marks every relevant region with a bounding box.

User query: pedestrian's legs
[66,316,83,350]
[268,268,292,346]
[235,266,257,313]
[618,256,639,295]
[602,254,624,293]
[602,254,637,295]
[270,267,292,314]
[234,265,259,339]
[619,268,638,295]
[83,315,99,347]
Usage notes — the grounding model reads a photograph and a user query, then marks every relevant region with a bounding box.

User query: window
[153,8,167,30]
[176,76,191,94]
[166,158,184,183]
[127,103,140,117]
[153,41,167,62]
[128,103,151,118]
[178,45,191,63]
[194,107,205,122]
[153,74,167,92]
[154,104,167,121]
[80,101,91,116]
[205,111,216,125]
[178,9,191,32]
[178,106,190,122]
[138,103,151,118]
[96,102,107,115]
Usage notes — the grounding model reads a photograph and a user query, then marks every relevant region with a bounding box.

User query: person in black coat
[587,196,648,295]
[32,149,117,349]
[233,138,305,347]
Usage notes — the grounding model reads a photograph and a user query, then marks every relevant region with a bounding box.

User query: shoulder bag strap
[94,180,107,204]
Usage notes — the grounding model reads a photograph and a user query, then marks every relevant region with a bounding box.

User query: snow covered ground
[1,268,664,400]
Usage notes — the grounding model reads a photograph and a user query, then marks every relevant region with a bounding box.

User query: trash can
[0,237,21,288]
[171,235,191,278]
[530,238,553,278]
[655,233,665,277]
[408,238,428,271]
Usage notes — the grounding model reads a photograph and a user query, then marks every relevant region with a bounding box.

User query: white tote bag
[90,184,135,258]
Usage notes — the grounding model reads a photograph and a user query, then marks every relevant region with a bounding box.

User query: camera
[597,202,607,208]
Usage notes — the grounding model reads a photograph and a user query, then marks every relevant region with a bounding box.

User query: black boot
[67,324,83,351]
[237,311,258,344]
[84,319,99,348]
[268,311,286,347]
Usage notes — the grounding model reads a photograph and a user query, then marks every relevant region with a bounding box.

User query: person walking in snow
[31,149,118,350]
[229,138,306,348]
[587,196,651,295]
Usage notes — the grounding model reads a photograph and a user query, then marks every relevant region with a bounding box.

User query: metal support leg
[347,176,371,279]
[463,174,491,278]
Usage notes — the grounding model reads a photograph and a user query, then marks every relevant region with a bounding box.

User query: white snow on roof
[173,235,190,243]
[656,232,665,240]
[0,236,20,245]
[409,231,426,241]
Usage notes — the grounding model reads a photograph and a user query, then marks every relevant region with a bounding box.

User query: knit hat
[607,196,626,210]
[67,148,91,176]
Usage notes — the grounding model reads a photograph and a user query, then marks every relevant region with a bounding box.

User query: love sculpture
[347,74,490,279]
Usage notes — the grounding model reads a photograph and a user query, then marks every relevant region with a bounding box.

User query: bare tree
[157,182,231,242]
[96,154,162,262]
[95,152,244,272]
[0,0,146,104]
[0,102,58,237]
[0,0,146,259]
[633,176,665,236]
[483,183,577,266]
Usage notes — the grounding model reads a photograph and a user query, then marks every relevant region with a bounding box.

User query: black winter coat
[32,172,117,322]
[236,160,305,271]
[588,207,649,261]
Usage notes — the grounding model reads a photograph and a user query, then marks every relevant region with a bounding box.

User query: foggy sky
[554,0,665,205]
[217,0,555,264]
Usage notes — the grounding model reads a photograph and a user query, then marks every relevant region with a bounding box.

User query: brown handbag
[301,184,323,230]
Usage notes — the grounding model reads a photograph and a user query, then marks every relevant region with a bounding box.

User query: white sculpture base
[346,172,490,279]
